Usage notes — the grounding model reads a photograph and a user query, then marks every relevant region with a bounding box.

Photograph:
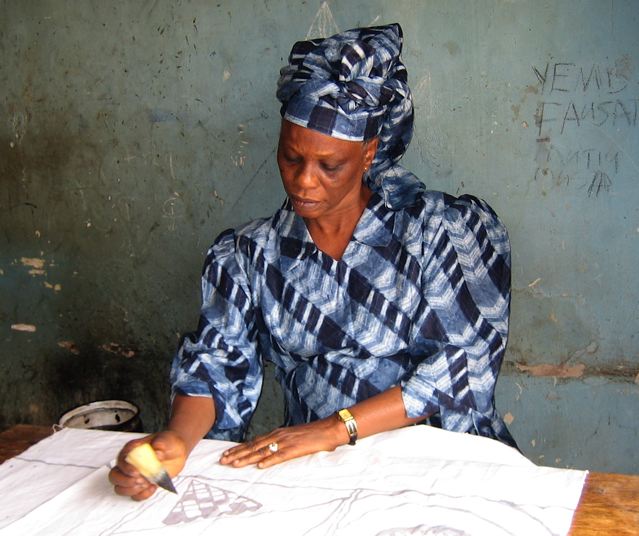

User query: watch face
[338,409,353,421]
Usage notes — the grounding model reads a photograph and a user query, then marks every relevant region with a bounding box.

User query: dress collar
[276,192,396,263]
[351,193,395,248]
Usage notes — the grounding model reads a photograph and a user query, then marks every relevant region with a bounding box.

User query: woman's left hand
[219,416,348,469]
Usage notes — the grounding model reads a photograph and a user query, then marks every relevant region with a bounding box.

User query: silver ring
[268,441,279,453]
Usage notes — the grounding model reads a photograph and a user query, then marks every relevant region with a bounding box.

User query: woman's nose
[293,162,317,189]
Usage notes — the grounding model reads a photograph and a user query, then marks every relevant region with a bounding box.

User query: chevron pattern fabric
[171,191,516,448]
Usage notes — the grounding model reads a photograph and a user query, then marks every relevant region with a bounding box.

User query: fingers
[130,485,158,502]
[148,431,187,478]
[220,436,285,469]
[255,447,284,469]
[109,436,160,500]
[220,418,342,470]
[108,464,157,500]
[150,431,185,462]
[109,431,189,502]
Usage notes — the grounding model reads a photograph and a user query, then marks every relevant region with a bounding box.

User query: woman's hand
[220,416,348,469]
[219,387,427,470]
[108,431,187,501]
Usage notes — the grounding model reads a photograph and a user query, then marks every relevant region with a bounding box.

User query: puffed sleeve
[401,194,516,447]
[170,229,262,442]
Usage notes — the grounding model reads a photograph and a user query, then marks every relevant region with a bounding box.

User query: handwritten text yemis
[533,61,637,137]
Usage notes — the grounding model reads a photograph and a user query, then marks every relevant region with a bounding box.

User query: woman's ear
[363,137,379,168]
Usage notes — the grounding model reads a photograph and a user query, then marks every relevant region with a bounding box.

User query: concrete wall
[1,1,637,474]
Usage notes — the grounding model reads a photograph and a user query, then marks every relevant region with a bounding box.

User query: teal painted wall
[1,1,637,473]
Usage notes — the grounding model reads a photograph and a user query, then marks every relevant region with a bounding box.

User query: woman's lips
[291,196,320,209]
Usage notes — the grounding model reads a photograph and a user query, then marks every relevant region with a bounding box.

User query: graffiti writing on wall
[531,58,636,196]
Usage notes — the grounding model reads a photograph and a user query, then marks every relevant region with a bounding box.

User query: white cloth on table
[0,426,587,535]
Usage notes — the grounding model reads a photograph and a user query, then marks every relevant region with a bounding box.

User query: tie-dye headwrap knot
[276,23,424,210]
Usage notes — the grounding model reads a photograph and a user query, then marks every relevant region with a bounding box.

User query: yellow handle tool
[125,443,177,494]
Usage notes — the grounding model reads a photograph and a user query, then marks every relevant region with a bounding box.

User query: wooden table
[1,425,637,534]
[570,472,639,535]
[0,424,53,463]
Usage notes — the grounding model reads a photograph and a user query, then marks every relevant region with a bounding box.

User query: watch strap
[337,408,358,446]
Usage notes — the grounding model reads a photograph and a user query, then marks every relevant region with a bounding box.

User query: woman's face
[277,120,378,221]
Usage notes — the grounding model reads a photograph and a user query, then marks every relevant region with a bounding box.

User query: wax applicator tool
[125,443,177,494]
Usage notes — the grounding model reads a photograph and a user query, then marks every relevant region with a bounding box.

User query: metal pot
[56,400,142,432]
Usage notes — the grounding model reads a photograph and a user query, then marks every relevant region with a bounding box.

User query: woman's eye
[321,163,341,172]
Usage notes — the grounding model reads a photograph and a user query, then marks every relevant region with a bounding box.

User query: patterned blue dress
[171,190,516,448]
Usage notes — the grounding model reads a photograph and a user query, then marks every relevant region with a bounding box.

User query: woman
[109,24,516,501]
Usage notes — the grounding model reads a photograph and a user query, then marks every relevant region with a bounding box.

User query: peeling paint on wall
[20,257,47,276]
[20,257,45,269]
[101,342,136,358]
[44,281,62,292]
[57,341,80,355]
[510,337,637,379]
[11,324,37,333]
[516,362,586,378]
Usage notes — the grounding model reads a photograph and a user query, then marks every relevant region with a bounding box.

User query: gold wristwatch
[337,408,358,445]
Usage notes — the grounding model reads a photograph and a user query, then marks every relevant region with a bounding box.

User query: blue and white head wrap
[276,23,425,210]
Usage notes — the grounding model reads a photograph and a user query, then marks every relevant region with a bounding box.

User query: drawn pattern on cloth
[162,478,261,525]
[96,474,571,536]
[0,425,586,536]
[376,527,468,536]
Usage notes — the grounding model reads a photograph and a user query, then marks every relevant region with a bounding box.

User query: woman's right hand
[108,430,187,501]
